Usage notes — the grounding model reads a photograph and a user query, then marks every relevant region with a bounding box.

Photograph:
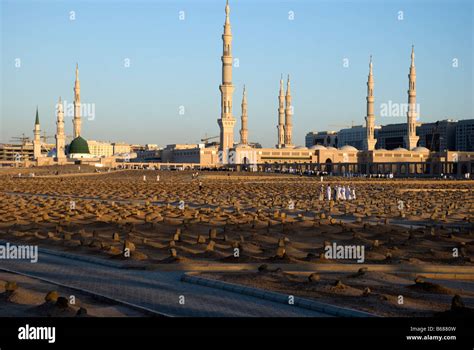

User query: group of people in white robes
[320,184,356,201]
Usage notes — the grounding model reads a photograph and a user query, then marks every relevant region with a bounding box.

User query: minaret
[55,97,66,161]
[405,45,419,150]
[364,55,377,151]
[276,75,285,148]
[73,63,82,139]
[284,75,293,147]
[33,107,41,160]
[239,85,248,145]
[217,0,236,161]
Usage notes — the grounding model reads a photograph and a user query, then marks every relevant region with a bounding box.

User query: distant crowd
[319,184,356,201]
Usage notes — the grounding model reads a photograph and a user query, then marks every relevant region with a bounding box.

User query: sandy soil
[0,271,145,317]
[0,168,472,266]
[0,167,472,316]
[199,270,474,317]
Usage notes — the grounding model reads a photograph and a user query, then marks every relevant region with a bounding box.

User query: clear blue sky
[1,0,472,147]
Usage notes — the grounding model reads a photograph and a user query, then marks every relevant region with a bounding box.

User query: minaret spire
[225,0,230,26]
[56,96,66,162]
[364,55,377,151]
[406,45,419,150]
[239,85,248,145]
[35,106,40,125]
[33,107,42,160]
[284,74,293,147]
[217,0,236,162]
[276,75,285,148]
[73,63,82,139]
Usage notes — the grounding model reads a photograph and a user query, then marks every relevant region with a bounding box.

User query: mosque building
[28,0,473,177]
[170,0,471,177]
[32,64,101,166]
[170,1,315,167]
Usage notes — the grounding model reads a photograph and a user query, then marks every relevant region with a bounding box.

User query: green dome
[69,136,90,154]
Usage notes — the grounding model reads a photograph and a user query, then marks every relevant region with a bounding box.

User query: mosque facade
[28,0,473,177]
[166,0,473,177]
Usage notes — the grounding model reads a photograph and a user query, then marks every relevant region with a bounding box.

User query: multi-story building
[130,144,146,153]
[0,142,55,161]
[135,145,162,162]
[87,140,114,157]
[305,131,338,148]
[308,119,470,152]
[361,120,460,151]
[456,119,474,151]
[417,120,457,151]
[112,142,131,155]
[0,143,35,161]
[376,123,407,150]
[162,144,204,163]
[337,125,381,150]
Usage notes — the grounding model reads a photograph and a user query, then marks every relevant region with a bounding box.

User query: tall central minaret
[284,75,293,147]
[73,63,82,139]
[56,97,66,161]
[33,107,42,160]
[217,0,236,160]
[276,75,285,148]
[364,56,377,151]
[239,86,248,145]
[406,46,419,150]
